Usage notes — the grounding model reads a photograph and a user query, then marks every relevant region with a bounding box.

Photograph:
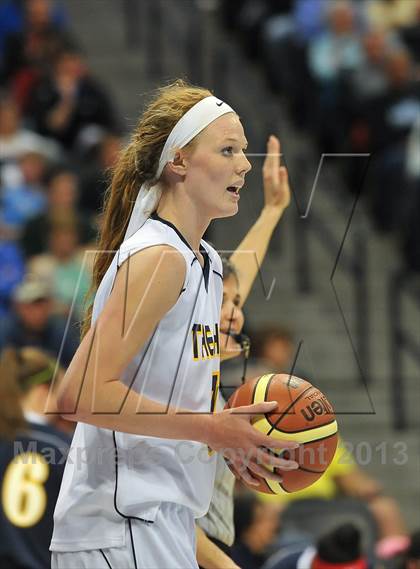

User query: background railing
[389,270,420,430]
[293,152,371,384]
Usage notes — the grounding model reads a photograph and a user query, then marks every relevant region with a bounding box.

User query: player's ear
[167,150,188,176]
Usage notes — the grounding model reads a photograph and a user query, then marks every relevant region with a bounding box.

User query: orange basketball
[225,373,338,494]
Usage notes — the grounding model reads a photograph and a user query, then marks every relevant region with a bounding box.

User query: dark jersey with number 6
[0,421,70,569]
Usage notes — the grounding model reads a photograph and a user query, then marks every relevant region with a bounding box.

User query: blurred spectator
[0,0,24,59]
[0,95,59,163]
[0,346,70,569]
[226,0,420,267]
[346,29,395,167]
[263,523,370,569]
[28,216,91,319]
[368,49,420,151]
[27,46,119,151]
[20,166,96,258]
[292,0,327,44]
[363,48,420,231]
[251,325,295,372]
[2,0,73,111]
[308,2,363,84]
[366,0,419,32]
[357,45,420,158]
[0,277,79,366]
[348,29,392,105]
[0,149,48,239]
[0,0,68,60]
[0,240,25,317]
[261,1,326,126]
[79,132,122,215]
[307,1,364,148]
[232,493,280,569]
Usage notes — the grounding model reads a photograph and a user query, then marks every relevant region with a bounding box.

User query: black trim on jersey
[212,270,223,281]
[100,549,113,569]
[150,212,201,257]
[201,250,210,292]
[112,431,155,525]
[150,212,189,249]
[128,519,138,569]
[151,212,211,292]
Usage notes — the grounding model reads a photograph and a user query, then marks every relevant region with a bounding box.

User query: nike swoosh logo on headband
[216,101,223,107]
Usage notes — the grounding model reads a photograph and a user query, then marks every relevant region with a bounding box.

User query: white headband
[124,95,236,240]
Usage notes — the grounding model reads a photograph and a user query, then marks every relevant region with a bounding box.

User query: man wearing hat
[0,277,79,367]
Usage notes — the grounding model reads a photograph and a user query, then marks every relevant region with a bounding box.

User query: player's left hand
[262,135,290,215]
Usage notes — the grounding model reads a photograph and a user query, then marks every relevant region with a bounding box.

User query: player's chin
[209,204,238,221]
[214,196,240,219]
[219,203,239,219]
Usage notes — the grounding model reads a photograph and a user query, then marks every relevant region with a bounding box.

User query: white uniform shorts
[51,502,198,569]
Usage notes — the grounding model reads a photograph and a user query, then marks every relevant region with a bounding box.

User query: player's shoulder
[118,242,187,287]
[118,217,192,269]
[121,217,191,255]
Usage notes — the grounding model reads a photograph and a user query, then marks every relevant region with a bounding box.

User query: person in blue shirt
[0,151,48,238]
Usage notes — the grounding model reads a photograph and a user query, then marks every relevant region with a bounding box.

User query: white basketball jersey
[51,214,222,552]
[196,393,235,546]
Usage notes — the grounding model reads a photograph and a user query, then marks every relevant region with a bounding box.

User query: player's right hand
[206,401,300,487]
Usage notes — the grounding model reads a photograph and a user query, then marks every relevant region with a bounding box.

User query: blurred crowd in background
[0,0,124,364]
[221,0,420,270]
[0,1,419,568]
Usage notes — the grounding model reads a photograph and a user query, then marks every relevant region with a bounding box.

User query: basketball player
[0,347,70,569]
[51,80,299,568]
[197,134,290,568]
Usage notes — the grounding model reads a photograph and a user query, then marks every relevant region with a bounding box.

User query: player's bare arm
[196,526,240,569]
[56,244,187,419]
[230,135,291,306]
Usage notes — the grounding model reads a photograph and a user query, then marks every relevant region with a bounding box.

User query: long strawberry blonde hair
[82,79,212,338]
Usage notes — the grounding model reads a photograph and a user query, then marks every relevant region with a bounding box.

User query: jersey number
[1,452,49,528]
[210,371,220,414]
[208,372,220,455]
